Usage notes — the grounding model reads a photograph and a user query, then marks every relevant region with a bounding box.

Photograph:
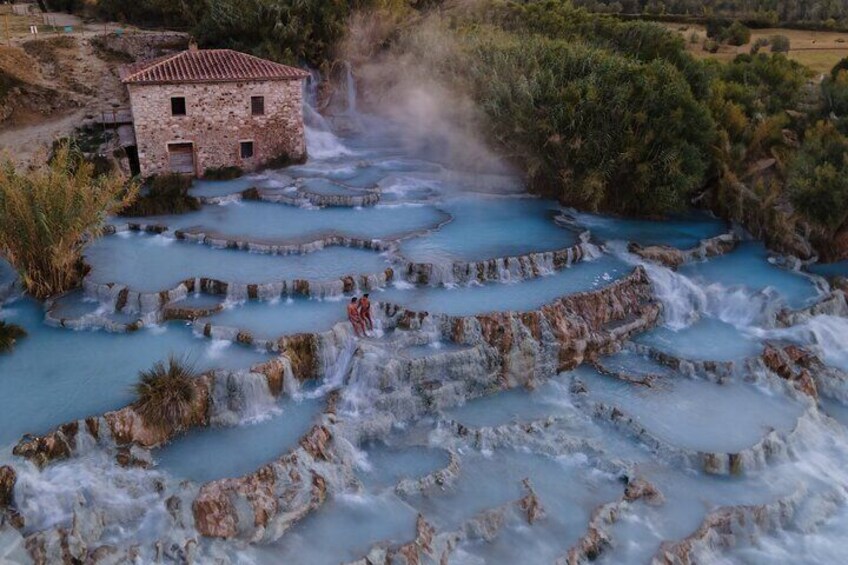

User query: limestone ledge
[382,266,659,371]
[651,487,844,565]
[626,341,848,403]
[394,450,461,497]
[628,232,739,270]
[200,184,381,208]
[0,465,23,531]
[580,395,823,476]
[558,477,663,565]
[83,268,395,315]
[19,267,659,472]
[402,237,590,287]
[190,407,351,542]
[11,356,301,469]
[109,220,396,256]
[776,290,848,327]
[347,481,545,565]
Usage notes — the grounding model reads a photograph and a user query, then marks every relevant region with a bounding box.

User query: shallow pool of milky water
[377,254,629,316]
[2,118,848,565]
[84,231,392,292]
[0,298,269,445]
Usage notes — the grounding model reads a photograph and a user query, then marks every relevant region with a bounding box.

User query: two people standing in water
[347,294,373,337]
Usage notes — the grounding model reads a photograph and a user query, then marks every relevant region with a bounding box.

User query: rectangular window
[240,141,254,159]
[171,97,186,116]
[251,96,265,116]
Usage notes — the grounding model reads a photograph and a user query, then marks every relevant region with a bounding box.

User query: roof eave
[123,75,309,86]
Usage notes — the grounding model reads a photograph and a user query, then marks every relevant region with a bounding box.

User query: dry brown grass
[669,24,848,74]
[0,45,41,85]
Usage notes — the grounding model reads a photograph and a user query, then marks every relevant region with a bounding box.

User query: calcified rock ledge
[9,266,661,559]
[403,236,592,286]
[11,354,304,469]
[437,417,627,477]
[580,396,823,476]
[347,482,545,565]
[626,340,848,403]
[82,237,592,319]
[83,266,395,315]
[109,221,397,256]
[344,267,660,439]
[200,184,381,208]
[588,343,848,476]
[558,478,664,565]
[651,486,844,565]
[628,232,739,269]
[776,289,848,327]
[190,391,357,543]
[394,450,461,497]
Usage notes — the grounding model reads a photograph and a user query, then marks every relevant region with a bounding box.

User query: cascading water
[4,69,848,565]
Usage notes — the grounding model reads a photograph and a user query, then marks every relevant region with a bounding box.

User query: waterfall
[760,315,848,372]
[344,61,358,116]
[609,241,787,331]
[209,370,280,426]
[302,66,354,160]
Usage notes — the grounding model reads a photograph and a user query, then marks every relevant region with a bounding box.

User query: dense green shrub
[750,37,770,54]
[719,53,809,116]
[120,174,200,217]
[87,0,392,68]
[203,166,243,180]
[725,21,751,46]
[788,122,848,235]
[704,39,720,53]
[770,34,791,53]
[457,34,715,216]
[823,70,848,120]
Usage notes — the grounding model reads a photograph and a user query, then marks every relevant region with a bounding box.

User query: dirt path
[0,108,87,162]
[0,33,128,163]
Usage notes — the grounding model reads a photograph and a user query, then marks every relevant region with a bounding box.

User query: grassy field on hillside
[667,24,848,74]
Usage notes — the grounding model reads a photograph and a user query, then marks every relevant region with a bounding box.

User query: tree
[0,143,138,299]
[770,34,791,53]
[725,21,751,46]
[459,34,715,216]
[788,122,848,236]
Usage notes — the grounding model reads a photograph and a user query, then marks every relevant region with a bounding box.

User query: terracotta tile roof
[122,49,310,85]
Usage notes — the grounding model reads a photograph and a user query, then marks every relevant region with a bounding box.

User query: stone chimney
[188,38,199,52]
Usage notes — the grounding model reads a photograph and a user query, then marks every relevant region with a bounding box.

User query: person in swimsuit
[347,297,365,337]
[358,293,373,331]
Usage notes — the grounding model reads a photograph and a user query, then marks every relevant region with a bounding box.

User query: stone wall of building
[128,79,306,177]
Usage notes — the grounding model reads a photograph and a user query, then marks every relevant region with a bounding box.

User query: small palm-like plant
[0,320,26,353]
[133,356,198,432]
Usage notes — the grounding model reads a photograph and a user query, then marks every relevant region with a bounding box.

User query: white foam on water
[306,126,355,160]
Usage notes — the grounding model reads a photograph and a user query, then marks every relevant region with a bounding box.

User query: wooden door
[168,143,195,175]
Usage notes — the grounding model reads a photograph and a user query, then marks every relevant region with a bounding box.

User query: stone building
[122,45,309,177]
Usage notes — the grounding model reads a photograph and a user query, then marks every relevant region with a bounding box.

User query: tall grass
[0,144,138,299]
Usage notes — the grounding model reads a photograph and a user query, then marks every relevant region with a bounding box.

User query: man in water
[359,293,373,331]
[347,297,365,337]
